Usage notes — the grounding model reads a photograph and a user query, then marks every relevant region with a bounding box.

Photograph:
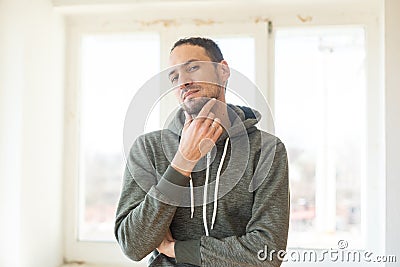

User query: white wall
[0,2,24,265]
[0,0,65,266]
[383,0,400,264]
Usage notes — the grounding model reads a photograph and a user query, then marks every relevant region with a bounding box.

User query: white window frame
[269,6,385,267]
[61,1,385,266]
[64,16,269,267]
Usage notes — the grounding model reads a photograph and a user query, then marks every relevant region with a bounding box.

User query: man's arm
[114,135,191,261]
[174,140,290,267]
[115,100,223,261]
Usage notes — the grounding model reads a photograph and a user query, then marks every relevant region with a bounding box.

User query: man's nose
[179,75,193,90]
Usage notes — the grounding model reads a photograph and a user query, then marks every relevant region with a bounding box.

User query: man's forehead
[169,44,211,66]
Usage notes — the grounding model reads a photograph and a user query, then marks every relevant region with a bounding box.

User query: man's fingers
[184,111,193,128]
[211,117,221,128]
[184,110,191,121]
[206,116,218,134]
[184,111,192,122]
[212,125,223,139]
[197,98,217,118]
[210,118,223,139]
[203,112,215,127]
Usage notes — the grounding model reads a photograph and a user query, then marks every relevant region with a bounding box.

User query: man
[115,37,289,266]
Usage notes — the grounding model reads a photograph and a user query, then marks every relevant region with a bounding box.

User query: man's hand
[171,98,224,176]
[156,229,175,258]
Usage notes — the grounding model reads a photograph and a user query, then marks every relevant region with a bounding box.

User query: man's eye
[187,65,199,72]
[170,76,178,84]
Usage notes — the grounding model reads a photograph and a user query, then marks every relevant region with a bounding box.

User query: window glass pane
[79,33,160,241]
[213,37,255,106]
[274,27,366,248]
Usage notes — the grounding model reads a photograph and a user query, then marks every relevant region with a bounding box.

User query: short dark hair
[170,37,224,63]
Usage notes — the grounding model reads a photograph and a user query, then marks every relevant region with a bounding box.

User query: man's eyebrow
[168,59,201,78]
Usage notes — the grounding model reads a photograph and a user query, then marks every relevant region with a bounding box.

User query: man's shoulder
[248,128,284,146]
[137,128,177,141]
[134,129,179,150]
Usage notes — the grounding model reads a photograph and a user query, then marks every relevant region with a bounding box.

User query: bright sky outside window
[79,33,160,241]
[275,27,366,249]
[214,37,255,106]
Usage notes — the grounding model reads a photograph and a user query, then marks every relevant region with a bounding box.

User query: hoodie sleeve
[175,140,290,267]
[114,135,191,261]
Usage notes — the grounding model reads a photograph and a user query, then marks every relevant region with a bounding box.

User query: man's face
[168,45,228,115]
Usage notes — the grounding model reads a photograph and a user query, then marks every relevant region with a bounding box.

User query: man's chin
[182,97,211,115]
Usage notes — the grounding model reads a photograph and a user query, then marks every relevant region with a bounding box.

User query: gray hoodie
[115,104,289,266]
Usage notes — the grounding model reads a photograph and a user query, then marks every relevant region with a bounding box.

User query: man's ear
[218,60,230,83]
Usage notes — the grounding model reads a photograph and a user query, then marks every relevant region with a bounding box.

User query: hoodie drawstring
[189,178,194,218]
[203,152,211,236]
[189,137,230,236]
[211,137,230,229]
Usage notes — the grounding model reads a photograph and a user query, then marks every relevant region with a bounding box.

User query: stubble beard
[180,77,225,116]
[182,97,210,115]
[182,85,224,116]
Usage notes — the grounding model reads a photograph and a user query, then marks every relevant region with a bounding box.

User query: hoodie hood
[168,103,261,142]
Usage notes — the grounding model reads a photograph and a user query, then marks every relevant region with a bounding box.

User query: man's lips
[183,89,200,101]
